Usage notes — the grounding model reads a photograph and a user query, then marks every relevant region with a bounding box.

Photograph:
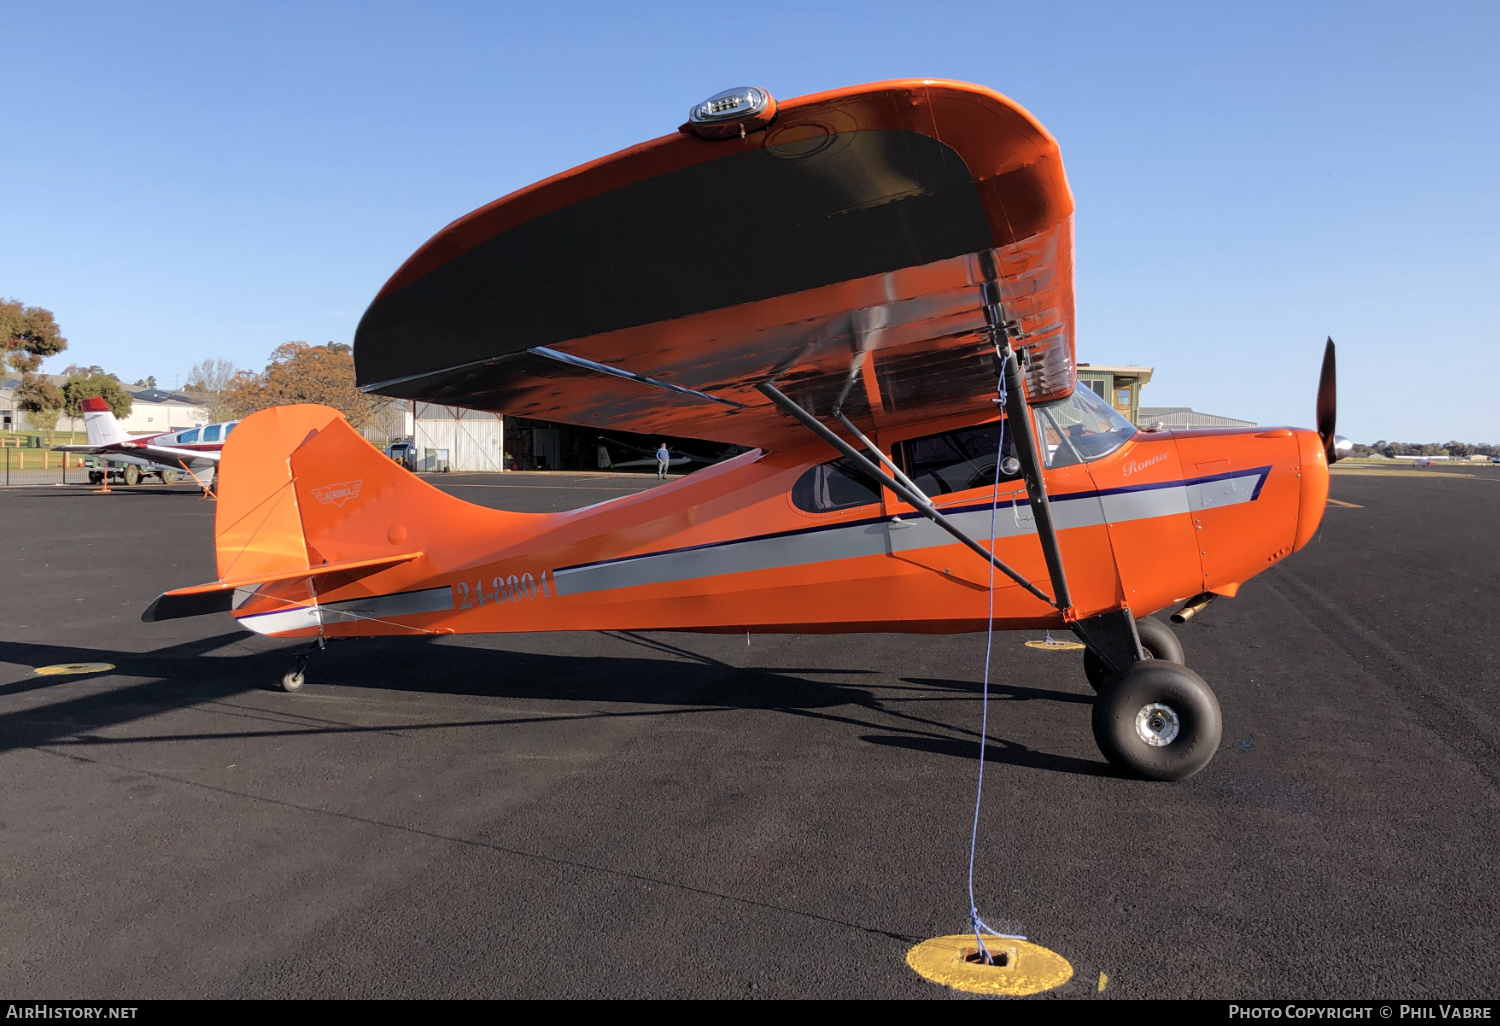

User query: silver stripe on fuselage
[552,470,1267,598]
[236,585,454,634]
[319,585,454,623]
[1188,472,1262,511]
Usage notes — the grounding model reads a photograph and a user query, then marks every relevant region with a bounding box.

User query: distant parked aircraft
[54,397,232,488]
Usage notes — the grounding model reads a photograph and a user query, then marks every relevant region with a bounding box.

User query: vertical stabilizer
[214,404,343,583]
[80,397,129,447]
[212,403,528,639]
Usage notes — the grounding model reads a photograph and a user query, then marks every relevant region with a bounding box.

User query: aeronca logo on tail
[311,480,363,507]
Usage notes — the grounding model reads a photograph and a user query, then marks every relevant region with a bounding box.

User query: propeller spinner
[1316,337,1352,463]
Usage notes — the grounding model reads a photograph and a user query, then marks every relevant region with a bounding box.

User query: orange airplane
[144,80,1349,781]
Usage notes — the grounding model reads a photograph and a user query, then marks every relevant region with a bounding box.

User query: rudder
[215,404,343,584]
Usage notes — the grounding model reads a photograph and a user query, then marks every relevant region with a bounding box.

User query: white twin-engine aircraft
[54,396,233,488]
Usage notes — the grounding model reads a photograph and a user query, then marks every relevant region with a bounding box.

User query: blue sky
[3,1,1496,441]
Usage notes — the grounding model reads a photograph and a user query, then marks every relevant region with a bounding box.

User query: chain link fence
[1,445,83,487]
[1,446,202,488]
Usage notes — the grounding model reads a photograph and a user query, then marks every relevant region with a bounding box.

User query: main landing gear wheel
[1083,615,1184,691]
[280,669,305,693]
[1092,661,1222,780]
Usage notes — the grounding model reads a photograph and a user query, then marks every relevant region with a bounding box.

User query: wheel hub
[1135,702,1180,746]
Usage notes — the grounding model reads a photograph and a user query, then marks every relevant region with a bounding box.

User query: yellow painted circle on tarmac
[906,934,1073,996]
[33,663,115,676]
[1024,639,1085,651]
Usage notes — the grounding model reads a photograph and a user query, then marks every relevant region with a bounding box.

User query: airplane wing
[119,443,220,466]
[55,442,219,466]
[354,80,1077,447]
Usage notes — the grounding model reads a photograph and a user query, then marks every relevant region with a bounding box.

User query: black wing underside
[355,127,1075,447]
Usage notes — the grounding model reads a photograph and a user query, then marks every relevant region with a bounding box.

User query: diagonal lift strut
[756,380,1057,609]
[759,353,1145,673]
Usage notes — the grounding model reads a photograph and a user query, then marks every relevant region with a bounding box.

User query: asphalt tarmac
[1,468,1496,999]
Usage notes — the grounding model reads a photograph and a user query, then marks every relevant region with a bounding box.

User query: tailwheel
[280,639,323,692]
[1083,615,1183,691]
[1091,661,1222,780]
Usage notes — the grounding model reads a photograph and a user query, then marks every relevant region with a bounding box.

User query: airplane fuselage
[224,406,1329,639]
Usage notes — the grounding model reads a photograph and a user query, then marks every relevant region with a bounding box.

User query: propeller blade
[1316,337,1337,461]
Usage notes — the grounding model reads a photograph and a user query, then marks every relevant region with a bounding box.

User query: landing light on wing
[690,86,769,123]
[684,86,777,139]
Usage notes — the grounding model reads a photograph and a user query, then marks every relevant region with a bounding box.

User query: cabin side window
[790,458,881,513]
[177,428,201,444]
[202,424,221,442]
[894,421,1020,495]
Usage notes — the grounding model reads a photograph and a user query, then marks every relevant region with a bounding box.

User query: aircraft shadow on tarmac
[0,631,1113,777]
[901,675,1095,703]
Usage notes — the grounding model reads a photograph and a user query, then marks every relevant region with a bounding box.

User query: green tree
[1,298,68,375]
[225,341,383,427]
[2,298,69,439]
[16,378,66,442]
[63,370,133,419]
[25,406,62,438]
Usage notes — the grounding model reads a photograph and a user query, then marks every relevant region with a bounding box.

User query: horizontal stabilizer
[54,441,220,466]
[141,551,424,622]
[141,588,237,622]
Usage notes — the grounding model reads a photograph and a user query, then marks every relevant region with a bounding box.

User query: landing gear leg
[1073,609,1222,780]
[281,637,324,693]
[1082,614,1185,691]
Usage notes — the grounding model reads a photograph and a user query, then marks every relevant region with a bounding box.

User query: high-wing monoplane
[143,80,1350,780]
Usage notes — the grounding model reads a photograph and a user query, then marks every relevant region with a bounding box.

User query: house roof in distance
[129,388,205,405]
[1139,406,1256,428]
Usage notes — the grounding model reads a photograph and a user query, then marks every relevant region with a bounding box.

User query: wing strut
[995,345,1073,613]
[987,323,1142,668]
[529,347,746,409]
[755,381,1058,609]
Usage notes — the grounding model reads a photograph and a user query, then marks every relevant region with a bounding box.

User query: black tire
[1083,615,1184,691]
[281,669,305,693]
[1092,661,1222,780]
[123,464,141,486]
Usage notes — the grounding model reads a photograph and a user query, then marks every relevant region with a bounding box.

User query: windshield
[1032,386,1138,468]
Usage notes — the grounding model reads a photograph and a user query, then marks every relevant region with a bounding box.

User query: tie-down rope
[967,369,1028,964]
